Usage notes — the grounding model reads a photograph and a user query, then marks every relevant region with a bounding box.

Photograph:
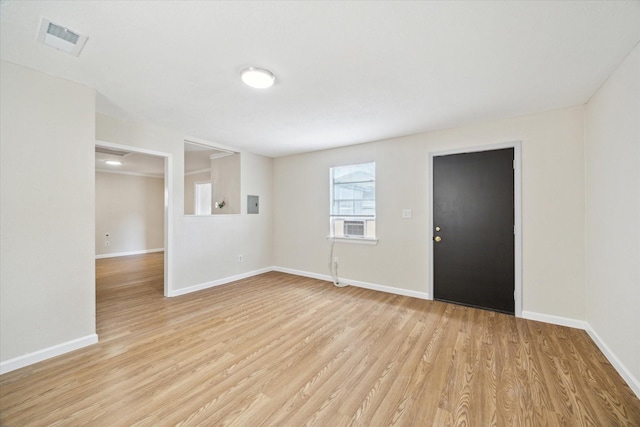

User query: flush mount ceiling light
[105,160,122,166]
[240,67,276,89]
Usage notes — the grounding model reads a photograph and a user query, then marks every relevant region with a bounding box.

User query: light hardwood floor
[1,253,639,426]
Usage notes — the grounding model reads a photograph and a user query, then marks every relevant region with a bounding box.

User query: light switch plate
[247,195,259,214]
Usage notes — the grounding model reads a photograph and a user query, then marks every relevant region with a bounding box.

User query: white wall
[95,172,164,256]
[274,106,586,320]
[96,113,273,293]
[211,153,241,215]
[585,43,640,393]
[0,60,97,365]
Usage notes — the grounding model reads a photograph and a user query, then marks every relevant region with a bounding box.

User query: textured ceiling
[2,1,639,157]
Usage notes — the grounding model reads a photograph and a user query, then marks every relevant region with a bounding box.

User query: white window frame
[329,162,378,244]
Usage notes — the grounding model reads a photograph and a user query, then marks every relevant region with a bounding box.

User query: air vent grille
[344,220,365,237]
[47,23,80,44]
[37,18,88,57]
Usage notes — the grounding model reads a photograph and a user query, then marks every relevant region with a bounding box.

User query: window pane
[333,183,355,200]
[333,163,375,184]
[333,182,374,200]
[354,200,376,216]
[338,201,353,215]
[331,163,375,217]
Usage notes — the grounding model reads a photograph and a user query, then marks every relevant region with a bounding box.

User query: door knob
[434,236,442,242]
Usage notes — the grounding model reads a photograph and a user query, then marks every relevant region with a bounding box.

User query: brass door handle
[434,236,442,242]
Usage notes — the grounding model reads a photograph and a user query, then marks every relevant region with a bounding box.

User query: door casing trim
[95,140,173,297]
[428,141,522,317]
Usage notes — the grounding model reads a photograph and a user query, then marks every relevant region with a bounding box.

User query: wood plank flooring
[1,252,639,426]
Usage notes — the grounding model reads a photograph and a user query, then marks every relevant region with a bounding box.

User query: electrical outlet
[238,255,244,262]
[105,241,110,247]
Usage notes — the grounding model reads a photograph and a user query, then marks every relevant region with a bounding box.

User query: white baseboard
[272,266,331,283]
[522,310,639,399]
[0,334,98,375]
[521,310,588,330]
[167,267,273,297]
[585,323,640,398]
[272,266,430,300]
[96,248,164,259]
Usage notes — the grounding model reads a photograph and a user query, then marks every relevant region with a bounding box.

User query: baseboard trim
[272,266,430,300]
[521,310,587,330]
[521,310,639,399]
[272,267,330,283]
[96,248,164,259]
[167,267,273,297]
[0,334,98,375]
[585,323,640,398]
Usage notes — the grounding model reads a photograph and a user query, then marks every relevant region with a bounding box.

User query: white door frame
[95,140,173,297]
[428,141,522,317]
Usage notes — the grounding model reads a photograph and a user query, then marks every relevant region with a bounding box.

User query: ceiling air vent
[37,18,88,57]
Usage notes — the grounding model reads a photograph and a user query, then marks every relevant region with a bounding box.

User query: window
[330,162,376,239]
[194,181,212,215]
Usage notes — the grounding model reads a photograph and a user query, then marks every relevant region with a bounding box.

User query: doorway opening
[95,140,173,296]
[428,141,522,316]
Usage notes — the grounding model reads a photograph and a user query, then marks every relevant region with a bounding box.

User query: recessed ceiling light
[105,160,122,166]
[241,67,275,89]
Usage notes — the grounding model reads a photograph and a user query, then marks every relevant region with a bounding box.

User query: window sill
[327,236,378,245]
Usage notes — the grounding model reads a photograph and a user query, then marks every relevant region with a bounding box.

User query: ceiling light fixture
[241,67,275,89]
[105,160,122,166]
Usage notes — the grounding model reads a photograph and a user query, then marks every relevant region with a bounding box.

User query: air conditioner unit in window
[343,220,365,237]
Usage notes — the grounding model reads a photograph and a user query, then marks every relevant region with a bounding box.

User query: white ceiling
[95,149,165,178]
[95,141,233,176]
[2,1,639,158]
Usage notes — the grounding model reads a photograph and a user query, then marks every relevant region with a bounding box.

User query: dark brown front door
[433,148,515,314]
